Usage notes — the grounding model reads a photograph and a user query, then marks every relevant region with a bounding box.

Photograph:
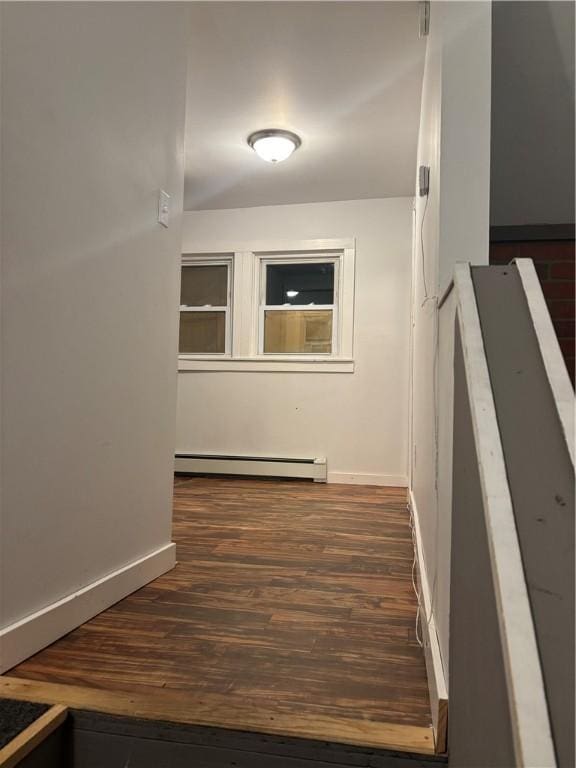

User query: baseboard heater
[174,453,327,482]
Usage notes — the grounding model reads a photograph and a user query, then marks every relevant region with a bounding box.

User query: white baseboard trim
[409,489,448,753]
[0,543,176,673]
[327,472,408,487]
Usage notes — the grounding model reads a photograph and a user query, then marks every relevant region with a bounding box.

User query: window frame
[257,254,340,356]
[178,238,355,373]
[179,254,233,358]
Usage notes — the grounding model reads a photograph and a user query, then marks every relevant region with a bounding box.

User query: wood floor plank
[6,476,433,752]
[0,678,434,754]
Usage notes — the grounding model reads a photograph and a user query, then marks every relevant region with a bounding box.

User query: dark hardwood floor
[5,476,433,752]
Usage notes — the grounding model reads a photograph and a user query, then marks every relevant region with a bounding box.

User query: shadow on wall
[491,1,575,227]
[490,2,575,384]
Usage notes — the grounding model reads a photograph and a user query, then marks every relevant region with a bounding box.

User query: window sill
[178,357,354,373]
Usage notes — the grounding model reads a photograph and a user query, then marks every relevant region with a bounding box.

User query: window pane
[181,265,228,307]
[266,263,334,305]
[264,310,332,354]
[179,311,226,354]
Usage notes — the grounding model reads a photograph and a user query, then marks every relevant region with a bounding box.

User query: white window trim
[179,255,233,358]
[178,238,355,373]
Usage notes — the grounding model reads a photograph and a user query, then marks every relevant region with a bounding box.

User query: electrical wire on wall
[420,192,432,306]
[408,199,424,647]
[409,500,424,647]
[408,169,441,650]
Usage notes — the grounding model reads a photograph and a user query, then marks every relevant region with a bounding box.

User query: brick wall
[490,240,575,385]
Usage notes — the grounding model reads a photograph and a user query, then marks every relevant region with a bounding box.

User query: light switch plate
[158,190,170,228]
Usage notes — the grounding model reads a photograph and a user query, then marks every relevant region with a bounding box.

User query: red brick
[564,358,576,386]
[558,338,575,358]
[519,241,575,262]
[547,300,575,319]
[552,319,575,338]
[550,261,575,280]
[542,281,575,300]
[534,262,549,281]
[489,242,518,264]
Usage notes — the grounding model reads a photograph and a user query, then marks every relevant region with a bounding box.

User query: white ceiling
[184,2,426,211]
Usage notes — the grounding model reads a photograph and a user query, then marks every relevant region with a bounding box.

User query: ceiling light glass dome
[248,129,301,163]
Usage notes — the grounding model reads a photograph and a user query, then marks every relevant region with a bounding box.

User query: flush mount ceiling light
[248,129,301,163]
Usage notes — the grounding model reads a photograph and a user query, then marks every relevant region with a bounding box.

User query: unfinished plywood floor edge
[6,476,432,754]
[0,677,435,755]
[0,701,67,768]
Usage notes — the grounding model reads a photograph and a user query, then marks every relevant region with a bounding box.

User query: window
[179,259,231,355]
[178,239,355,373]
[260,259,337,354]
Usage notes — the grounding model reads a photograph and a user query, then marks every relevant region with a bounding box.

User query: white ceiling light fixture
[248,129,301,163]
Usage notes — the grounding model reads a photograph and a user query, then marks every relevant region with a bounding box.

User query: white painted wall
[0,4,187,661]
[178,198,412,485]
[491,1,575,227]
[410,1,492,684]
